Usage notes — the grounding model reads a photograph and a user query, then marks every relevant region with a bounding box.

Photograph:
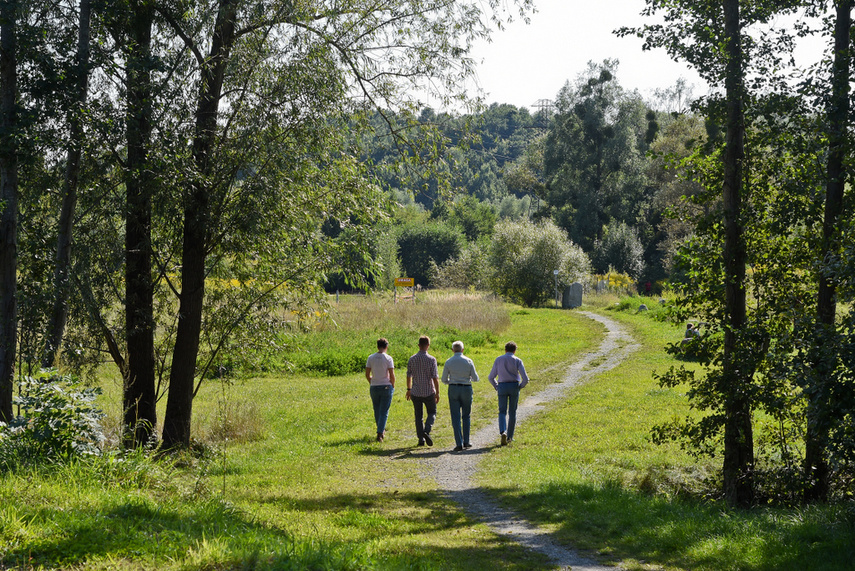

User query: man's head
[377,338,389,351]
[505,341,517,353]
[418,335,431,350]
[452,340,464,353]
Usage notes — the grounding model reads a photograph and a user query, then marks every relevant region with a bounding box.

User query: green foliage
[429,242,491,290]
[0,370,105,468]
[592,220,645,278]
[489,219,591,307]
[543,60,651,252]
[444,195,498,243]
[374,225,402,291]
[397,221,464,287]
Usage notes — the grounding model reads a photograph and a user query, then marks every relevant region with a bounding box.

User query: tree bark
[42,0,91,369]
[161,0,238,449]
[0,0,18,423]
[721,0,754,508]
[805,0,852,503]
[123,0,157,447]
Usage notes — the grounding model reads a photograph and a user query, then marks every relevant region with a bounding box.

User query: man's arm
[488,361,499,390]
[389,368,396,387]
[517,359,529,388]
[365,367,372,382]
[432,376,440,403]
[470,361,479,383]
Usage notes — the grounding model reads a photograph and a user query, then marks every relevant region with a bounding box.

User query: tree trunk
[123,1,157,448]
[42,0,91,369]
[721,0,754,508]
[0,0,18,423]
[161,0,237,449]
[805,0,852,503]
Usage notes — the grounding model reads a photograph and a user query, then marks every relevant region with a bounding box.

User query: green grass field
[0,293,852,570]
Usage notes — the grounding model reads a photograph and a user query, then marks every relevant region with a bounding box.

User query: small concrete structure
[562,282,583,309]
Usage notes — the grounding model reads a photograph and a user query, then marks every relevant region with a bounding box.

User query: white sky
[469,0,828,110]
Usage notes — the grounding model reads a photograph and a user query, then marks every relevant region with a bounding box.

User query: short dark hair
[377,338,389,350]
[418,335,430,348]
[505,341,517,353]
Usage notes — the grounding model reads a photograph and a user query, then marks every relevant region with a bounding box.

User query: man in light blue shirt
[441,340,480,452]
[488,341,529,446]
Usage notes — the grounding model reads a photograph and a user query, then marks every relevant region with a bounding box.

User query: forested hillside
[346,60,701,291]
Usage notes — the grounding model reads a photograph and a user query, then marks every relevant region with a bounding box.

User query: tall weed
[0,370,105,469]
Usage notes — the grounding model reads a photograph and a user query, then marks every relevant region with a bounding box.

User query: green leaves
[0,370,105,467]
[489,219,590,307]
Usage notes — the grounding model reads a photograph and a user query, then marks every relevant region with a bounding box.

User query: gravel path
[428,311,639,570]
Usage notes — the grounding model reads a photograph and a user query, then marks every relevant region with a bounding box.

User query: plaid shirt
[407,351,438,398]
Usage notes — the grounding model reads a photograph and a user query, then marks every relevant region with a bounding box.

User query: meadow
[0,292,852,570]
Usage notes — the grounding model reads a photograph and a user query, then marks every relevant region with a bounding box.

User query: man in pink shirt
[488,341,529,446]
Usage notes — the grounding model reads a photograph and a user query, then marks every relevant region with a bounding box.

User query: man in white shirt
[365,337,396,442]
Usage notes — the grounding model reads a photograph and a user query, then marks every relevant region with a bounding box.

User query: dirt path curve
[428,311,639,570]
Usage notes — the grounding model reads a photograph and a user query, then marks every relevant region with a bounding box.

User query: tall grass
[321,290,511,334]
[281,292,512,376]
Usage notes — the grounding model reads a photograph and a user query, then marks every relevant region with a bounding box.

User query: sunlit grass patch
[476,308,855,570]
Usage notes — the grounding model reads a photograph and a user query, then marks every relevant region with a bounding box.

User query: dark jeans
[497,382,521,440]
[447,384,473,447]
[411,394,436,441]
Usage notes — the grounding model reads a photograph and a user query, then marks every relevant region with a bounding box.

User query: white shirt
[366,352,394,386]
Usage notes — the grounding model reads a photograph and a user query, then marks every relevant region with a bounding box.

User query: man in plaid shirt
[406,335,440,447]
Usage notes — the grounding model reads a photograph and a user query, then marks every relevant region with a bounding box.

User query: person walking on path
[406,335,439,447]
[488,341,529,446]
[441,340,480,452]
[366,337,396,442]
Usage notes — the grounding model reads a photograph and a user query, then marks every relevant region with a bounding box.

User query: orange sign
[395,277,414,287]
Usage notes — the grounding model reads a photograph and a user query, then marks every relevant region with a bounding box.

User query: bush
[428,242,490,290]
[592,220,645,278]
[0,370,105,469]
[489,219,590,307]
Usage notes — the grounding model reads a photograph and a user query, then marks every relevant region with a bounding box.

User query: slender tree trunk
[721,0,754,508]
[161,0,237,449]
[805,0,852,503]
[42,0,91,369]
[0,0,18,423]
[123,1,157,447]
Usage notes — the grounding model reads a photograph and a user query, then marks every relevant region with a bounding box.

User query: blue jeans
[447,384,473,447]
[497,382,520,440]
[369,385,394,435]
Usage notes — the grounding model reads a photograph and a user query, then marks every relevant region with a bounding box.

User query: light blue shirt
[488,352,529,389]
[441,352,479,385]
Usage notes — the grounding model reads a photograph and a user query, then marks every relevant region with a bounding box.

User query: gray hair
[452,340,464,352]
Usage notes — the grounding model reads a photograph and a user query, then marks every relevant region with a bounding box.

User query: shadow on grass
[255,488,553,570]
[2,497,270,569]
[8,488,551,571]
[483,480,855,571]
[359,444,498,460]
